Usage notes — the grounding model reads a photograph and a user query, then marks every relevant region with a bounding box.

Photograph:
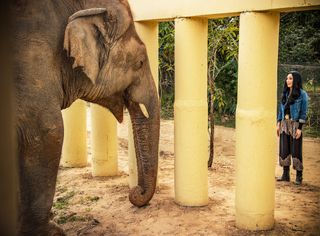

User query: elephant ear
[63,7,131,83]
[63,9,106,83]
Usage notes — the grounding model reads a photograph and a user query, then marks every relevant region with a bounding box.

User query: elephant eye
[134,60,143,70]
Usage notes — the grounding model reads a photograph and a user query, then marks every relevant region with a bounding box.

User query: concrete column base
[236,211,274,230]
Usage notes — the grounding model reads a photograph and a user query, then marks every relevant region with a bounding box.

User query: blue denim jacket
[277,89,308,123]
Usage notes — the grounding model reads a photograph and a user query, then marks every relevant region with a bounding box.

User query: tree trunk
[208,52,216,168]
[208,55,217,168]
[208,88,215,168]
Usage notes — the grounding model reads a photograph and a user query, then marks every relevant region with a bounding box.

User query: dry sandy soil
[54,113,320,235]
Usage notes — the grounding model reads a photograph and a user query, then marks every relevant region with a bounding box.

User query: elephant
[12,0,160,235]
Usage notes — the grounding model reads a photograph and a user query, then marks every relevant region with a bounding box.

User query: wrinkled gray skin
[13,0,160,235]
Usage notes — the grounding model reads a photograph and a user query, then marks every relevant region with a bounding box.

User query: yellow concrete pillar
[235,12,280,230]
[174,18,208,206]
[61,100,87,167]
[128,21,159,187]
[90,104,118,176]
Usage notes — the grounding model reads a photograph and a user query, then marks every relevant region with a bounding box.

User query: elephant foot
[19,221,65,236]
[46,221,66,236]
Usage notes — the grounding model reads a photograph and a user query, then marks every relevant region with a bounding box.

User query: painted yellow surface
[129,0,319,21]
[90,104,118,177]
[135,21,159,90]
[235,12,280,230]
[174,18,208,206]
[128,22,159,188]
[61,99,87,167]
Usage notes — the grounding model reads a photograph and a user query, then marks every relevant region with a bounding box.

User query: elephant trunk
[126,93,160,207]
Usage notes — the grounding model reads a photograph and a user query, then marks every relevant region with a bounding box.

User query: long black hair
[281,71,303,105]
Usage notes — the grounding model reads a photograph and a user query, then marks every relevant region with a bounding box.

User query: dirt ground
[54,113,320,235]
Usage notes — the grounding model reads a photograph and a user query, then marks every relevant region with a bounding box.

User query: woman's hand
[295,129,302,139]
[277,122,280,137]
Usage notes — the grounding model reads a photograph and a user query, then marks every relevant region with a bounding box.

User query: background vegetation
[158,10,320,139]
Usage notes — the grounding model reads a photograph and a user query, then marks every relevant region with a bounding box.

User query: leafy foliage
[207,17,239,115]
[159,22,175,118]
[279,11,320,64]
[207,17,239,166]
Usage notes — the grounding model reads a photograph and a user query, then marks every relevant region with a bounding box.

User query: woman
[277,71,308,185]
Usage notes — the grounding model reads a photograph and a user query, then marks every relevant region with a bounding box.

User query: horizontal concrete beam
[128,0,320,21]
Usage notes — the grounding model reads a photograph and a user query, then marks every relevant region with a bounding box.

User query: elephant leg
[18,119,65,236]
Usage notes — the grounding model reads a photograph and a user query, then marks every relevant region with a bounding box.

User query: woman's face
[286,74,293,88]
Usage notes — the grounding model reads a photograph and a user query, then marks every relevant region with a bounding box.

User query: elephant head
[63,4,159,207]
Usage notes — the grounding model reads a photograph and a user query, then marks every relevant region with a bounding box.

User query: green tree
[207,17,239,167]
[279,11,320,64]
